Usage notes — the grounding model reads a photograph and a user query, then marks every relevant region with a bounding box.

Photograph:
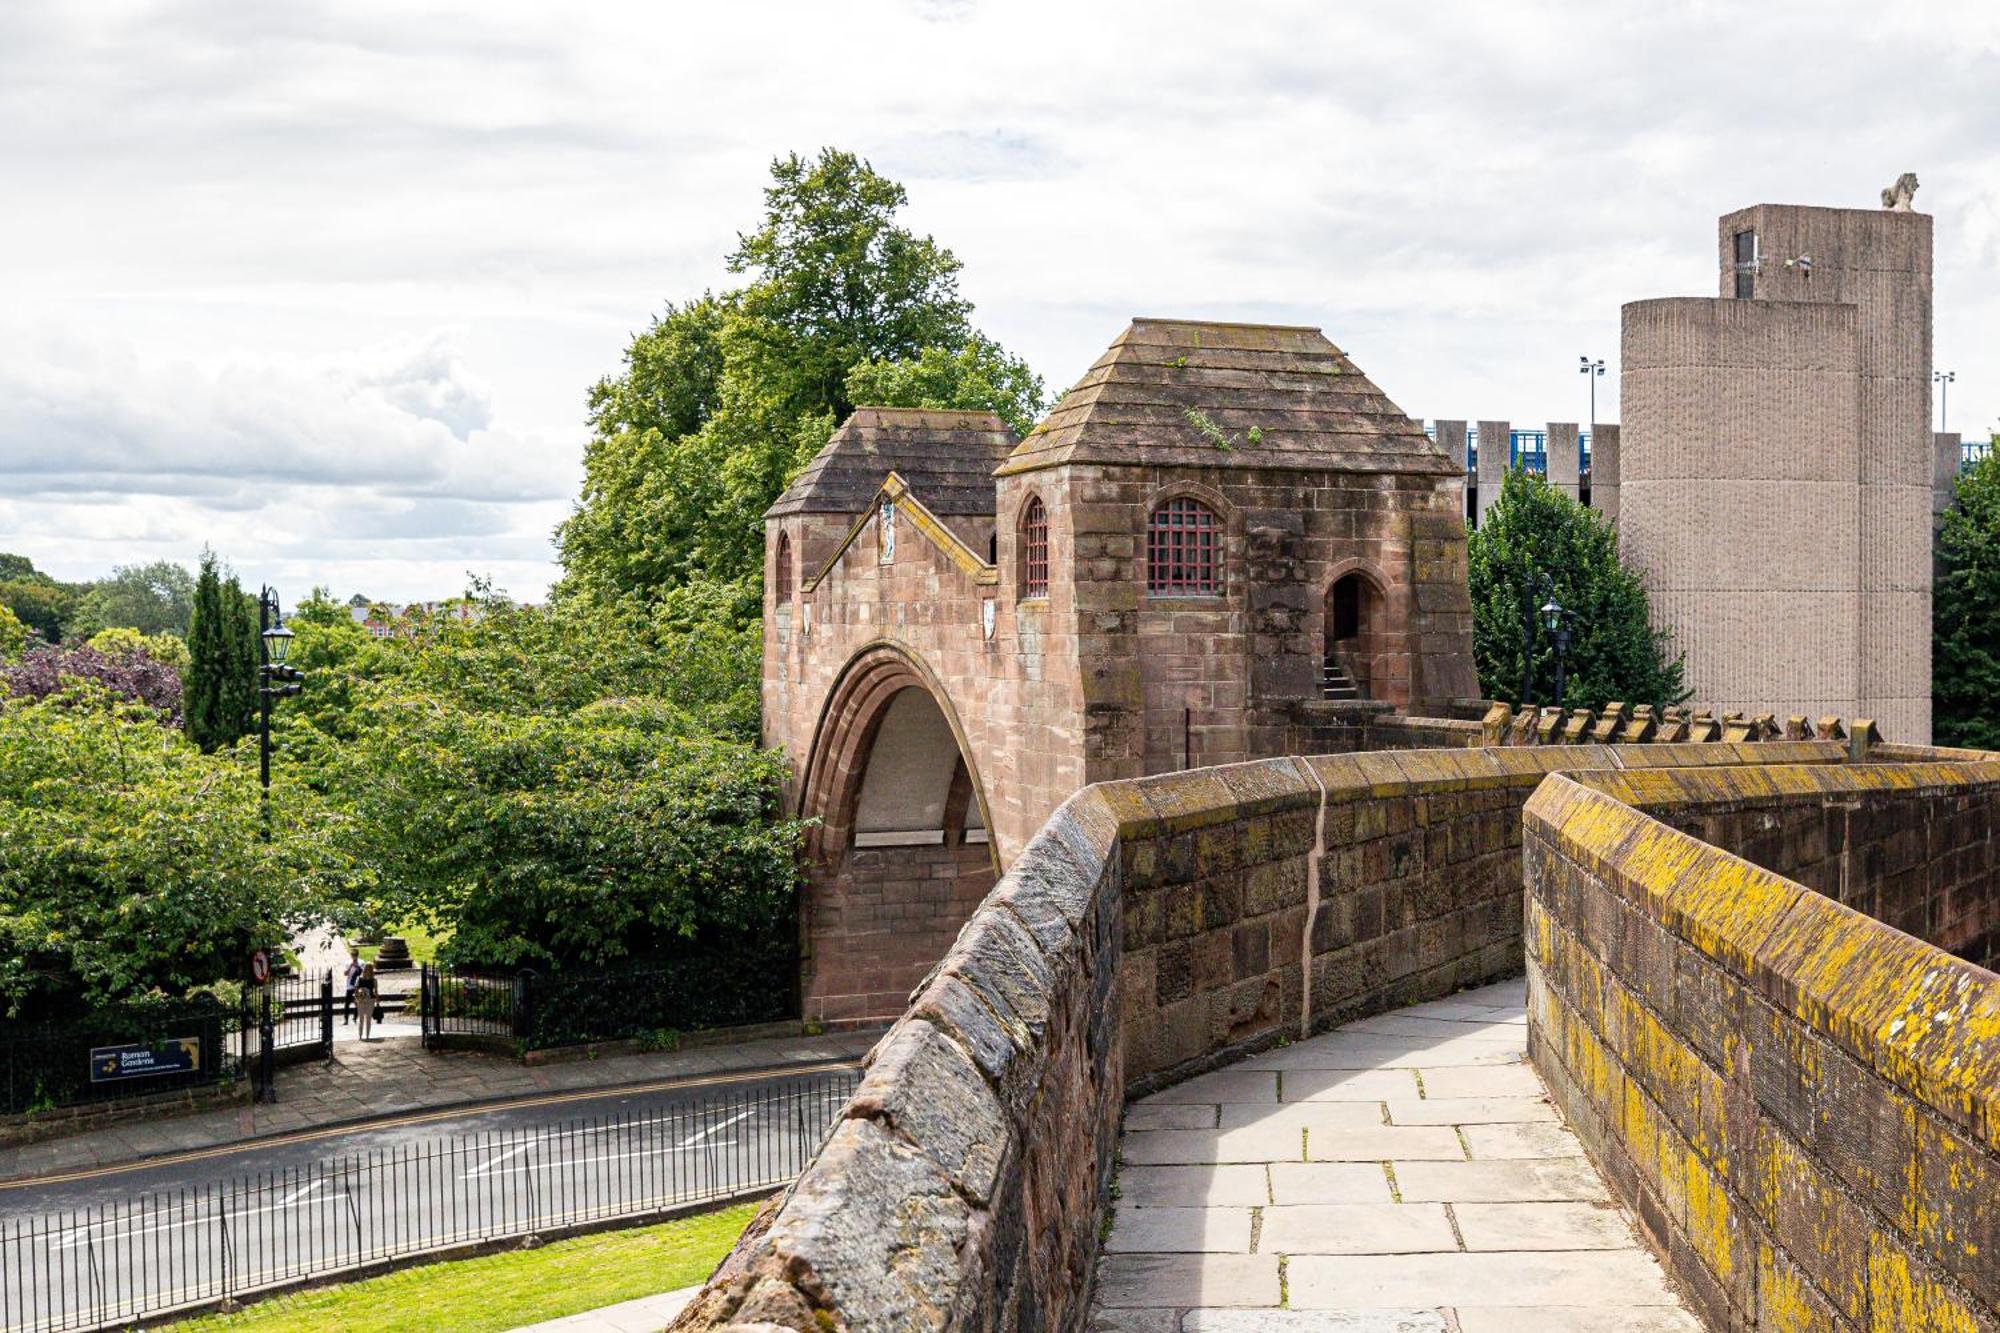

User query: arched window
[1147,497,1221,595]
[1020,496,1048,597]
[775,532,794,601]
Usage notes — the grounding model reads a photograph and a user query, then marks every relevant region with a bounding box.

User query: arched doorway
[796,645,996,1027]
[1324,569,1384,699]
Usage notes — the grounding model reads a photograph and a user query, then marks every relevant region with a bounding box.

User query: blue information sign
[89,1038,201,1084]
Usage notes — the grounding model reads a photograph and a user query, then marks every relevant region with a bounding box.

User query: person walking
[354,963,380,1041]
[343,949,363,1026]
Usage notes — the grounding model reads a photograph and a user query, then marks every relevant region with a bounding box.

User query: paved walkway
[1094,978,1698,1332]
[0,1028,879,1184]
[506,1285,697,1332]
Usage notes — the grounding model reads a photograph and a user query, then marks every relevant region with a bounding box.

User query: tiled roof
[766,408,1017,518]
[997,319,1455,476]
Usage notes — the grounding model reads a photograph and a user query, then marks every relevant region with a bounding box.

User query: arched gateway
[761,330,1478,1027]
[794,644,997,1025]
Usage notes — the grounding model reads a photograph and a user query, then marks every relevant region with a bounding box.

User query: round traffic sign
[250,949,270,984]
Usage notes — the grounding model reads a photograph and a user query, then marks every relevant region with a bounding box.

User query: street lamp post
[1580,356,1605,428]
[256,586,303,840]
[253,587,303,1105]
[1541,595,1575,711]
[1936,370,1956,432]
[1519,572,1552,707]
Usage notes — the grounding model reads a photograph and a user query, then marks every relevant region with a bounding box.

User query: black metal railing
[0,1004,250,1118]
[421,938,798,1053]
[0,1070,858,1332]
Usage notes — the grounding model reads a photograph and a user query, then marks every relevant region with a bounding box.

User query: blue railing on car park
[1424,424,1592,475]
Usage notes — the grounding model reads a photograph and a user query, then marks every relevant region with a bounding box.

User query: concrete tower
[1620,198,1933,741]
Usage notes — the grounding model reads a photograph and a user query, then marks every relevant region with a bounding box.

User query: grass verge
[172,1199,756,1331]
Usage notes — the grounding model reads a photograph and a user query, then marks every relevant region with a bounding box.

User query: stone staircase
[1320,658,1361,701]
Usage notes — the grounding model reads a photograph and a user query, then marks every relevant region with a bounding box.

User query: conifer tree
[185,553,260,750]
[1468,469,1687,712]
[184,551,230,749]
[222,576,261,743]
[1934,443,2000,749]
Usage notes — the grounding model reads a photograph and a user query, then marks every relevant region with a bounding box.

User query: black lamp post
[257,586,304,839]
[1519,572,1553,707]
[1540,594,1574,711]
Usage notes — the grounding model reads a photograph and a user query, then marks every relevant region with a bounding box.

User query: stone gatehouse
[764,318,1480,1024]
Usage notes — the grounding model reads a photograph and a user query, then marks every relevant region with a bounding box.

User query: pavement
[507,1286,697,1332]
[0,1023,881,1186]
[1093,977,1701,1332]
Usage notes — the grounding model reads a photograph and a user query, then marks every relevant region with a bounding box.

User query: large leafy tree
[1469,469,1687,712]
[0,686,356,1017]
[0,555,80,644]
[1934,443,2000,749]
[68,560,197,639]
[557,148,1044,604]
[278,590,799,968]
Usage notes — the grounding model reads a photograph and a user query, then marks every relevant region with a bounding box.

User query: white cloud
[1,0,1996,599]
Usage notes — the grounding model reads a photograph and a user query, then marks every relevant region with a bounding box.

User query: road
[0,1063,860,1333]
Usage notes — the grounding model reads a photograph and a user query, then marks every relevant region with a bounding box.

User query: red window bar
[1147,498,1220,594]
[1021,497,1048,596]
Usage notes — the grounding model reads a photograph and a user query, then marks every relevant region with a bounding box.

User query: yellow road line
[0,1058,860,1191]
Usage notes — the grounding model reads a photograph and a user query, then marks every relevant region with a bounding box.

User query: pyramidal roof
[997,319,1454,476]
[766,407,1017,518]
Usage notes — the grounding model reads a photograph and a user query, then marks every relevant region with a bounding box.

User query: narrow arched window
[775,531,794,601]
[1147,497,1220,595]
[1020,496,1048,597]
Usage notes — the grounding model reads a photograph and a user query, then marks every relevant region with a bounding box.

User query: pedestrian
[343,949,363,1026]
[355,963,380,1041]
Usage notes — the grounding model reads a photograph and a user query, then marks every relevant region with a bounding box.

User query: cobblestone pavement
[1093,979,1700,1332]
[0,1027,879,1185]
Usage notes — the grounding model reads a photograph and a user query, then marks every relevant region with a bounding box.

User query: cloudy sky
[3,1,1995,603]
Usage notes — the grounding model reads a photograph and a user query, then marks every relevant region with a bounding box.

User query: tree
[1468,468,1686,712]
[1934,443,2000,749]
[0,686,356,1016]
[221,575,261,743]
[0,567,79,644]
[0,605,23,662]
[2,643,184,723]
[279,593,804,967]
[87,626,191,672]
[185,553,257,751]
[557,148,1044,604]
[69,560,197,638]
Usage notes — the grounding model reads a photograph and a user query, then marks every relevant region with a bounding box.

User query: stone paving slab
[1091,978,1695,1331]
[504,1284,697,1332]
[0,1028,881,1184]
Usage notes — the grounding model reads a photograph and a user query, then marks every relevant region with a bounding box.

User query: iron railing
[0,1005,249,1118]
[420,944,799,1053]
[0,1070,858,1332]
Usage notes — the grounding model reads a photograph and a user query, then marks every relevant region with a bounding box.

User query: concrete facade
[1620,201,1935,741]
[763,320,1479,1025]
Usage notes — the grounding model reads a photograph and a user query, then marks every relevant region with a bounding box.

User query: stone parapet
[674,739,1906,1331]
[1524,761,2000,1330]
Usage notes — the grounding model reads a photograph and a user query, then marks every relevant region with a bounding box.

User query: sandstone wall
[675,740,1853,1331]
[1525,762,2000,1331]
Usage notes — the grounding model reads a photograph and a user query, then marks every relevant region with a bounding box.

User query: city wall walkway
[1093,979,1699,1332]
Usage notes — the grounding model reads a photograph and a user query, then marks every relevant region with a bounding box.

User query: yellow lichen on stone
[1685,1151,1737,1283]
[1868,1229,1989,1333]
[1755,1244,1823,1333]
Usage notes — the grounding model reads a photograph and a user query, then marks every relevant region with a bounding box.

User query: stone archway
[795,643,997,1027]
